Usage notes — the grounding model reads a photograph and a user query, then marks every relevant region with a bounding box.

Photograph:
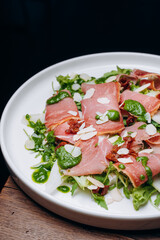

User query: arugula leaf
[112,136,124,146]
[92,193,108,210]
[154,193,160,207]
[71,182,78,196]
[138,124,147,129]
[95,66,132,84]
[131,185,156,210]
[151,120,160,132]
[123,186,131,199]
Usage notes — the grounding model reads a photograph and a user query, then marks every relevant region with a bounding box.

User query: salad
[23,66,160,211]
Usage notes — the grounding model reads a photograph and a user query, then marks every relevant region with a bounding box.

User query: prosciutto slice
[81,82,124,134]
[120,90,160,116]
[64,136,112,176]
[45,91,80,130]
[54,121,75,144]
[114,153,160,187]
[121,122,160,148]
[133,69,160,90]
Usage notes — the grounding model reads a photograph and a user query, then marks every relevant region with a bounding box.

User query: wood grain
[0,177,160,240]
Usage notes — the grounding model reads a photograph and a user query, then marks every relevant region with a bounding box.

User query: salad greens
[23,66,160,212]
[24,114,57,183]
[95,66,132,84]
[47,91,71,105]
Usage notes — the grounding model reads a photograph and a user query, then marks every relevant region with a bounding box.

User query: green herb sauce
[107,110,120,121]
[118,164,126,170]
[140,174,145,181]
[46,91,71,105]
[95,110,120,121]
[32,167,50,183]
[136,156,153,184]
[56,146,81,169]
[57,185,70,193]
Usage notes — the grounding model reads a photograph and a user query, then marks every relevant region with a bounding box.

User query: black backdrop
[1,0,160,187]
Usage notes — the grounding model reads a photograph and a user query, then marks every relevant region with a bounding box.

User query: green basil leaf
[124,99,146,116]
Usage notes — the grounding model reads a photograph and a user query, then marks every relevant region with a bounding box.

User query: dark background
[1,0,160,188]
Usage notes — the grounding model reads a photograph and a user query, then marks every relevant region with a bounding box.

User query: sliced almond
[77,125,96,135]
[117,148,129,155]
[134,83,151,92]
[73,93,82,102]
[73,134,81,141]
[117,157,133,163]
[72,83,80,91]
[69,72,77,79]
[96,115,109,125]
[105,76,117,83]
[67,110,77,116]
[144,112,151,123]
[152,110,160,124]
[64,144,74,154]
[110,188,123,202]
[80,73,91,81]
[146,124,157,135]
[122,130,128,138]
[108,135,119,143]
[25,139,35,149]
[71,146,82,158]
[87,185,98,190]
[83,88,95,99]
[64,144,81,157]
[79,122,85,131]
[130,132,137,138]
[87,176,104,188]
[139,149,153,154]
[97,97,110,104]
[80,131,97,140]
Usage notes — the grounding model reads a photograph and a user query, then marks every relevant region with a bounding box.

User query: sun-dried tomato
[106,145,119,162]
[92,185,109,196]
[123,136,135,149]
[65,119,83,134]
[126,115,135,126]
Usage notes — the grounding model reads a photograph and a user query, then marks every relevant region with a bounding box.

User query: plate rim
[1,51,160,223]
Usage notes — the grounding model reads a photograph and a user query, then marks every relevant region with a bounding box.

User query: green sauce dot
[57,185,70,193]
[118,164,126,170]
[140,175,145,181]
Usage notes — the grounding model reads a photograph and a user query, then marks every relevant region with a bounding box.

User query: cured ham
[81,82,124,134]
[121,122,160,148]
[116,74,138,90]
[54,121,75,144]
[64,136,112,176]
[133,69,160,90]
[120,90,160,116]
[45,91,80,130]
[114,153,160,187]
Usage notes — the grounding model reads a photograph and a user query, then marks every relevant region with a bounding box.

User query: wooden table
[0,177,160,240]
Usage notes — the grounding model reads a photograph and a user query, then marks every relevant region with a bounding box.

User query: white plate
[1,52,160,230]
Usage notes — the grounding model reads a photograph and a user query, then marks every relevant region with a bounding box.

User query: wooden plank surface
[0,177,160,240]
